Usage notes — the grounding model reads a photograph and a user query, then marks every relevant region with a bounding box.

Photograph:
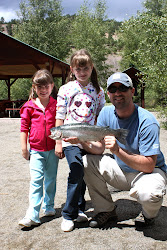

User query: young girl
[55,49,106,232]
[18,69,59,227]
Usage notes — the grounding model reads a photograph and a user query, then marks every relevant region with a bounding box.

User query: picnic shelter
[0,31,70,115]
[123,66,145,108]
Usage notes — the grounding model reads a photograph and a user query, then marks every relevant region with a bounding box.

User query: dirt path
[1,114,167,249]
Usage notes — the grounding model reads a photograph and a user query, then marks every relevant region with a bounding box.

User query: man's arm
[104,136,157,173]
[63,137,105,155]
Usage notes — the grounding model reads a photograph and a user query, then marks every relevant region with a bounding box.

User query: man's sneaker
[76,210,88,223]
[18,217,40,227]
[44,209,56,216]
[61,218,74,232]
[134,212,155,227]
[89,207,117,228]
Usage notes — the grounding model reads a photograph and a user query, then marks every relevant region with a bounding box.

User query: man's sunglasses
[108,85,131,93]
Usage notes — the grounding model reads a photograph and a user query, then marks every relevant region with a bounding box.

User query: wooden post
[7,78,10,100]
[62,68,66,85]
[141,87,145,108]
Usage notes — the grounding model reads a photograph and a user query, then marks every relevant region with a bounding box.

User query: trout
[50,123,128,145]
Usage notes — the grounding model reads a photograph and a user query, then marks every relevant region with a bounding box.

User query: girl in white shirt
[55,49,105,232]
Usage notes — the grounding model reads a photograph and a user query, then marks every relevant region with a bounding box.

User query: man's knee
[83,154,88,168]
[83,154,100,170]
[83,155,95,181]
[130,186,165,205]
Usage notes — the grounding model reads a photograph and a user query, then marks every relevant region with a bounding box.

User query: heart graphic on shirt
[75,101,82,107]
[85,102,91,108]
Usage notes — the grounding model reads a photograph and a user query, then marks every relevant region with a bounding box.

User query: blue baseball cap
[107,72,133,89]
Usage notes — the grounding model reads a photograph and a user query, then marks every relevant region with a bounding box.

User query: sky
[0,0,145,22]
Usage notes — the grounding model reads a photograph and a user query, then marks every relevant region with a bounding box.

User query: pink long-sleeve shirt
[20,96,56,151]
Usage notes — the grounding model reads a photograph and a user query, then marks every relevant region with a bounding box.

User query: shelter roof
[123,66,145,97]
[123,66,143,84]
[0,31,70,80]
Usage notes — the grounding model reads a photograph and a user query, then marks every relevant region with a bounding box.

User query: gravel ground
[1,113,167,250]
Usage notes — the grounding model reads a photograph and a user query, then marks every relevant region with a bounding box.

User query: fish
[49,123,129,145]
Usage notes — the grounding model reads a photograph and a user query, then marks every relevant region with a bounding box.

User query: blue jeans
[62,146,87,220]
[26,149,59,223]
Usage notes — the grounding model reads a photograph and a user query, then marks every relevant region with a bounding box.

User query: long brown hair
[67,49,100,94]
[28,69,58,100]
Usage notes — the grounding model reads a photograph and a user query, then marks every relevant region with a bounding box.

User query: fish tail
[116,129,129,145]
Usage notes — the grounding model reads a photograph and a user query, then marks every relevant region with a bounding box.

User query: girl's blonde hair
[67,49,100,93]
[28,69,58,100]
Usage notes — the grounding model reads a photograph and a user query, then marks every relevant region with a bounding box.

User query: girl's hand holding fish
[63,137,80,144]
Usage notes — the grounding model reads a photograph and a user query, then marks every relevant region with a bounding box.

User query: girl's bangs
[32,69,53,85]
[33,75,51,85]
[72,54,92,67]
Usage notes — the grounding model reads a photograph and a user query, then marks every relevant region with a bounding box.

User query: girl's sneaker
[44,209,56,216]
[18,217,40,227]
[61,218,74,232]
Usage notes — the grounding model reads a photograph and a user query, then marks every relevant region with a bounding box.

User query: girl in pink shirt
[18,69,59,227]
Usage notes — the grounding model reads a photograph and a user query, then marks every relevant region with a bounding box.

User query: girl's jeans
[62,146,87,220]
[26,149,59,223]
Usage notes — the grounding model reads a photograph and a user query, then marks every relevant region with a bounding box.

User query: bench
[5,108,21,118]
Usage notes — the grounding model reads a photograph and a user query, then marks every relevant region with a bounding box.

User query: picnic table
[0,100,26,117]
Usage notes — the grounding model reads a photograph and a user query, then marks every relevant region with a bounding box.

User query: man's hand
[104,136,119,154]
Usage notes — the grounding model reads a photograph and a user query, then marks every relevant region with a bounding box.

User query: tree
[0,17,5,23]
[143,0,167,16]
[118,16,141,69]
[70,0,111,85]
[118,12,167,107]
[13,0,71,61]
[0,17,5,32]
[0,81,8,99]
[136,14,167,103]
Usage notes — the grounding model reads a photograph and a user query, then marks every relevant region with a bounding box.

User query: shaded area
[0,31,70,115]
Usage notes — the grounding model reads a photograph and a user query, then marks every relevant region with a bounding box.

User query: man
[81,72,167,228]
